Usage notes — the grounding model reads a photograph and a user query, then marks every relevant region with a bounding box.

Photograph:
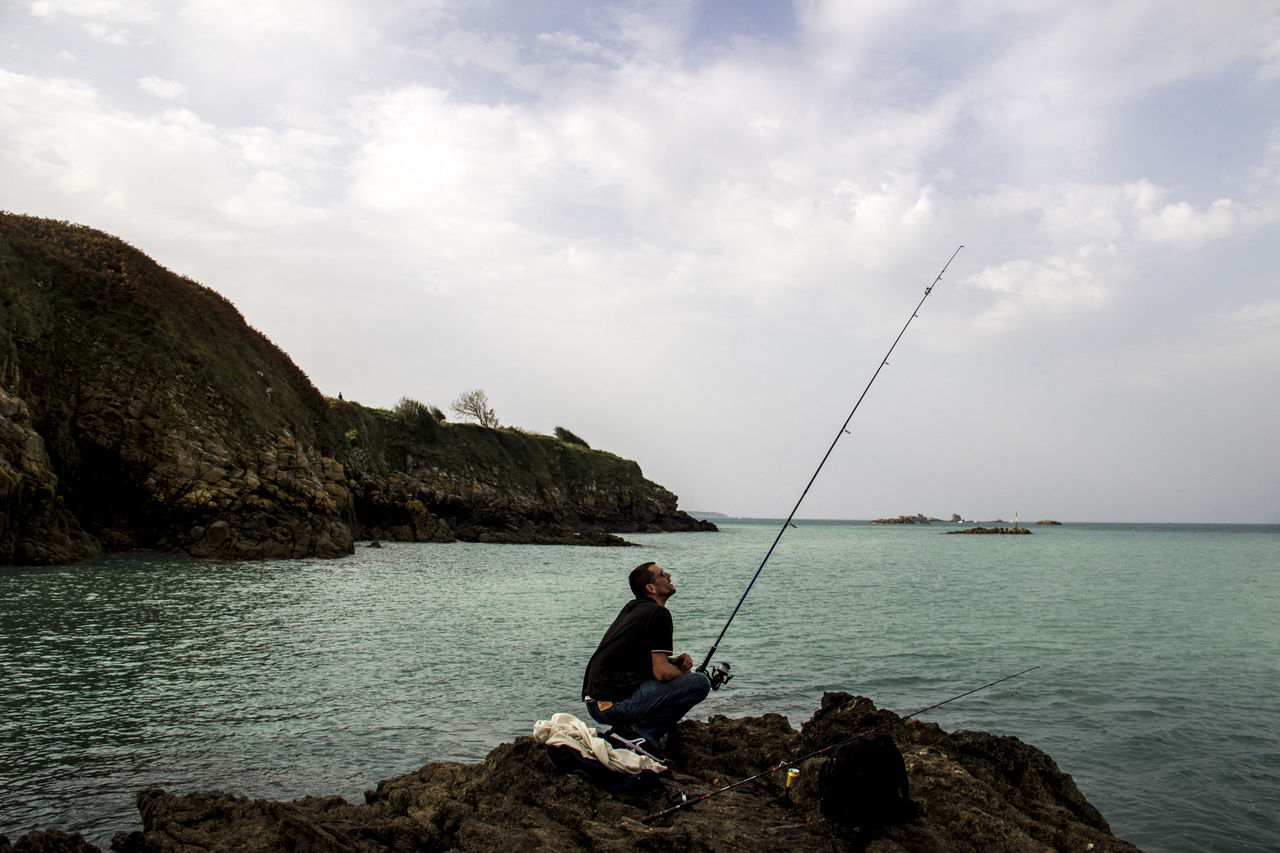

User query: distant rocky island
[872,513,951,524]
[0,214,713,565]
[0,693,1143,853]
[874,514,1060,532]
[946,526,1033,535]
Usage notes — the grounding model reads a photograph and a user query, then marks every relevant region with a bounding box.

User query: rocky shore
[2,694,1142,852]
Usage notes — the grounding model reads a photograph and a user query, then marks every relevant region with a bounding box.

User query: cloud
[968,256,1111,330]
[217,169,331,229]
[0,70,263,240]
[28,0,157,24]
[1128,183,1278,246]
[1223,297,1280,329]
[137,76,186,100]
[27,0,160,44]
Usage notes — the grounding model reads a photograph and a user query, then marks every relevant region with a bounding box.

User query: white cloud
[1223,297,1280,329]
[83,20,130,44]
[217,169,330,229]
[227,126,343,171]
[348,87,497,212]
[137,75,186,99]
[178,0,379,47]
[1129,186,1278,246]
[28,0,158,24]
[0,70,286,240]
[1254,5,1280,80]
[968,256,1111,330]
[27,0,160,44]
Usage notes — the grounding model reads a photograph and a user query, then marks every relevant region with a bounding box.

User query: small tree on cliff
[451,389,500,428]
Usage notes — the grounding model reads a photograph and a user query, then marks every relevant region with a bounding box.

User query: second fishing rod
[697,245,964,688]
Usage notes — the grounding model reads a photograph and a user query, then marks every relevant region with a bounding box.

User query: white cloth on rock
[532,712,666,773]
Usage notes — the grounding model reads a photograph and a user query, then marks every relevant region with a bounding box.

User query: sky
[2,0,1278,524]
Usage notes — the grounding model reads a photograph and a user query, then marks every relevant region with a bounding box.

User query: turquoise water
[1,521,1276,851]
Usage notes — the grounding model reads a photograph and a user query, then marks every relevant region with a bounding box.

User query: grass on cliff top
[322,396,646,490]
[0,212,327,445]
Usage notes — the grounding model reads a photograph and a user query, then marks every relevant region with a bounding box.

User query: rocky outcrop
[872,513,944,524]
[946,526,1032,535]
[1035,519,1062,526]
[0,387,101,563]
[330,406,715,548]
[1,693,1142,852]
[1,214,356,561]
[0,213,711,564]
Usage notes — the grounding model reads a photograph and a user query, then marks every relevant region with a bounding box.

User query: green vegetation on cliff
[0,213,712,564]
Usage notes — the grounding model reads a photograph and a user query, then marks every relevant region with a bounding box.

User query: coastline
[2,694,1143,853]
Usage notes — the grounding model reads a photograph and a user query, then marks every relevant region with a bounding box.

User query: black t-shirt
[582,598,674,702]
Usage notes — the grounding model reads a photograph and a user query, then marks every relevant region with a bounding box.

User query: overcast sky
[3,1,1278,523]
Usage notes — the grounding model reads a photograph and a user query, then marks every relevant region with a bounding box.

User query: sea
[1,520,1276,852]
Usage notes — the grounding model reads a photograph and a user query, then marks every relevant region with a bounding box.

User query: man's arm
[651,651,693,682]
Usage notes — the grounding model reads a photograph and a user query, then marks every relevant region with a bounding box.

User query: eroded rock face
[159,433,354,560]
[0,694,1143,853]
[340,434,716,548]
[0,388,100,564]
[27,381,356,561]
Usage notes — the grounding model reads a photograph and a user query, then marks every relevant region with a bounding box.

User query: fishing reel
[706,661,734,691]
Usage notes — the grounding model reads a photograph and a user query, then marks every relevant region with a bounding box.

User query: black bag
[543,744,668,795]
[817,732,913,833]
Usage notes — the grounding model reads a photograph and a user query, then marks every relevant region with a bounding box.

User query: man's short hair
[629,561,658,598]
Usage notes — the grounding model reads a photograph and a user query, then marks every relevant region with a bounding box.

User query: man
[582,561,711,752]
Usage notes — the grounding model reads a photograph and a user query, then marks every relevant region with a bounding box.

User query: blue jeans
[586,672,711,746]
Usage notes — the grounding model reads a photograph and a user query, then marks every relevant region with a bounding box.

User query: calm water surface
[1,521,1276,851]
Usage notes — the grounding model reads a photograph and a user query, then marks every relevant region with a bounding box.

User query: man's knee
[678,671,712,704]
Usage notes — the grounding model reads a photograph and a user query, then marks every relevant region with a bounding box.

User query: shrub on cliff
[394,397,441,440]
[554,427,590,448]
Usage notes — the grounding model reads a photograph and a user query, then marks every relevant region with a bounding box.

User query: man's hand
[652,652,691,681]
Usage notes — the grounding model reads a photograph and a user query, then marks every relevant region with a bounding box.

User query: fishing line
[642,664,1037,823]
[697,245,964,684]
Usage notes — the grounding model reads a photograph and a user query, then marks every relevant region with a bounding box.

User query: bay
[1,520,1276,852]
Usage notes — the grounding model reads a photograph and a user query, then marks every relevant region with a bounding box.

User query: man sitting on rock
[582,561,711,754]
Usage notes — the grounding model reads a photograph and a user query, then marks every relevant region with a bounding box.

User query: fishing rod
[642,664,1038,823]
[697,245,964,686]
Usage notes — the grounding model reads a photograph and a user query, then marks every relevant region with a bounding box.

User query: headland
[0,213,712,565]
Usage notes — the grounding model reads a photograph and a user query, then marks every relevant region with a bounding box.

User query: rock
[945,527,1033,535]
[872,513,943,524]
[84,694,1141,853]
[0,829,100,852]
[0,388,101,564]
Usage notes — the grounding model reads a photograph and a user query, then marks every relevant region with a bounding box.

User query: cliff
[0,693,1142,852]
[0,213,712,564]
